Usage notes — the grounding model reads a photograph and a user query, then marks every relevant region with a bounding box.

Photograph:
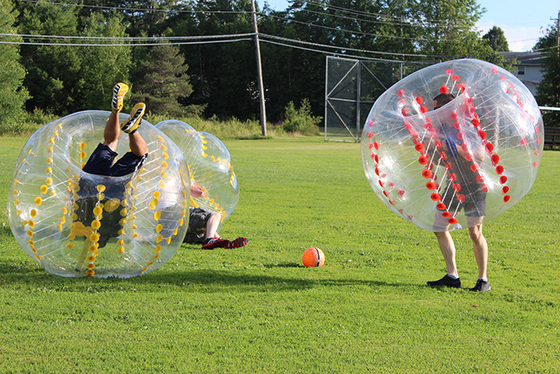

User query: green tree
[76,13,132,110]
[535,24,560,126]
[18,2,81,114]
[0,0,29,127]
[482,25,509,51]
[132,42,198,116]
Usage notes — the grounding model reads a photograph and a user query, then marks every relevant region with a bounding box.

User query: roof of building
[501,51,544,65]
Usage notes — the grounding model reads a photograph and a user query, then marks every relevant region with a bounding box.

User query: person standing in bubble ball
[72,83,148,249]
[427,93,491,292]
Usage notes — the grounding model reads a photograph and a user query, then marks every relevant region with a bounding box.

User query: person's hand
[190,184,205,198]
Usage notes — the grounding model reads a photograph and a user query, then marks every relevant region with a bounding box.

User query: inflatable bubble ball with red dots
[361,59,544,232]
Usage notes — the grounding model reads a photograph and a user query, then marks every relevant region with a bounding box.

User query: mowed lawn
[0,135,558,373]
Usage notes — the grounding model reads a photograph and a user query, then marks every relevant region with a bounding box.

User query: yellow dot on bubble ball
[80,142,86,150]
[28,240,35,246]
[155,245,162,253]
[149,200,158,210]
[153,254,160,260]
[40,185,48,194]
[117,239,124,246]
[173,228,178,235]
[27,230,33,238]
[166,237,172,244]
[153,191,161,199]
[153,211,161,221]
[86,263,95,270]
[96,185,106,192]
[80,151,87,159]
[118,229,125,236]
[34,197,42,206]
[178,218,184,226]
[30,209,37,218]
[93,206,103,216]
[67,242,73,249]
[28,220,35,229]
[156,224,163,233]
[120,208,128,217]
[71,213,78,221]
[156,235,163,243]
[89,233,100,242]
[86,270,94,277]
[91,220,101,229]
[162,161,168,169]
[46,157,53,164]
[45,167,52,174]
[117,247,125,254]
[161,144,167,151]
[87,255,96,262]
[45,177,53,185]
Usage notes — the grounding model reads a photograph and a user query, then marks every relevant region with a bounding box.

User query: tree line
[0,0,557,128]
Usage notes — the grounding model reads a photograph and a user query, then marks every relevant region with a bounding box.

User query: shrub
[283,99,322,135]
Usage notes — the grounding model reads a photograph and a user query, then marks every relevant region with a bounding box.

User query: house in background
[501,51,544,98]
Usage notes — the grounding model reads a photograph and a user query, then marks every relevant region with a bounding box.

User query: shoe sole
[202,238,231,250]
[121,104,145,133]
[225,237,248,249]
[112,83,129,112]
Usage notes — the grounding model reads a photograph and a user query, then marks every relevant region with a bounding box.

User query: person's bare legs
[204,212,222,240]
[128,131,148,157]
[468,224,488,279]
[434,231,459,277]
[104,112,121,151]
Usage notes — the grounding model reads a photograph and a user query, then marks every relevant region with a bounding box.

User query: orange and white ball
[302,247,325,267]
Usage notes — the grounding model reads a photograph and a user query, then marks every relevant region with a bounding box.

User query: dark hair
[433,93,455,109]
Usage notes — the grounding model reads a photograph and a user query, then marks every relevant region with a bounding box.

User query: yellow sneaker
[111,83,129,113]
[120,103,146,134]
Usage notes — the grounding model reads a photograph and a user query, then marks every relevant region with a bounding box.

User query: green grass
[0,136,558,373]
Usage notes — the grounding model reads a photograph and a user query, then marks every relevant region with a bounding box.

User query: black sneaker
[470,279,491,292]
[427,274,461,288]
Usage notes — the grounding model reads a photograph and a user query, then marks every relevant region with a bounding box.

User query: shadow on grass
[0,261,424,293]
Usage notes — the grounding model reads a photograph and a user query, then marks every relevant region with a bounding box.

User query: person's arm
[190,180,205,198]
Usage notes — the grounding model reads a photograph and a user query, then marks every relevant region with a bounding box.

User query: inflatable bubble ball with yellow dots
[156,120,239,232]
[7,110,191,278]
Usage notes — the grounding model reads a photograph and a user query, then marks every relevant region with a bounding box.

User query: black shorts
[82,143,146,177]
[442,183,487,217]
[183,207,214,244]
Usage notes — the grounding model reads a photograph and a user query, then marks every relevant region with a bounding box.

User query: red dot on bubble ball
[442,212,452,218]
[448,218,458,224]
[478,130,487,139]
[374,167,379,176]
[426,181,436,190]
[369,143,374,150]
[503,195,511,203]
[435,141,442,150]
[378,180,384,187]
[481,184,489,192]
[415,143,424,152]
[520,138,527,146]
[439,151,446,160]
[451,112,458,120]
[397,90,405,98]
[492,154,500,166]
[471,118,480,127]
[446,164,453,172]
[418,156,428,165]
[431,193,441,201]
[476,174,484,183]
[486,143,494,152]
[383,191,389,197]
[496,165,504,174]
[535,126,540,135]
[457,194,466,203]
[451,75,460,82]
[470,164,478,172]
[374,155,379,163]
[453,183,461,192]
[440,86,449,94]
[500,176,508,184]
[420,106,428,113]
[415,96,423,104]
[454,122,461,130]
[437,203,446,210]
[465,153,473,162]
[449,172,456,181]
[445,69,455,75]
[402,108,409,116]
[502,186,509,194]
[422,169,432,178]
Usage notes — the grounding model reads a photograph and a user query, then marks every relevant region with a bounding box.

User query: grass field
[0,135,558,373]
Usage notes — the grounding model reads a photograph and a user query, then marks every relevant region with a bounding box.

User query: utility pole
[251,0,267,136]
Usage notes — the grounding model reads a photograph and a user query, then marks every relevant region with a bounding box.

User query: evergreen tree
[132,42,197,116]
[482,26,509,52]
[0,0,30,127]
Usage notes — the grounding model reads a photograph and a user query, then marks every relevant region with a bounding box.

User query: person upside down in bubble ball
[71,83,148,250]
[427,93,491,292]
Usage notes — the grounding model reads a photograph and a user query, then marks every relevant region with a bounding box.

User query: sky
[257,0,559,52]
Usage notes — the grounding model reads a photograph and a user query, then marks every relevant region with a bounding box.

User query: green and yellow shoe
[111,83,129,114]
[120,103,146,134]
